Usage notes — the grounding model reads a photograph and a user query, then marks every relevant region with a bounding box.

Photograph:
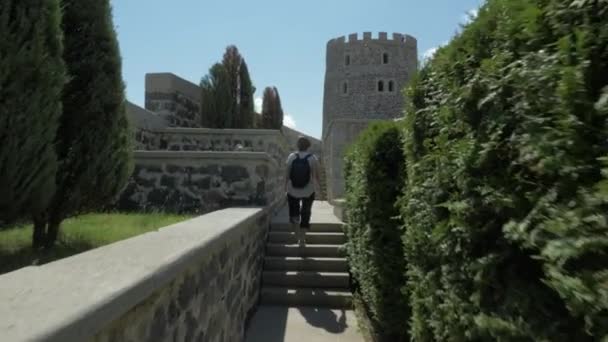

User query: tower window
[345,55,350,66]
[388,81,394,92]
[343,82,348,94]
[378,81,384,92]
[383,53,389,64]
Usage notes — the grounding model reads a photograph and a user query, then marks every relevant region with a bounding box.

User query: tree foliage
[200,45,255,128]
[344,121,410,341]
[0,0,66,223]
[200,63,232,128]
[398,0,608,340]
[261,86,284,129]
[239,60,255,129]
[343,0,608,340]
[34,0,132,248]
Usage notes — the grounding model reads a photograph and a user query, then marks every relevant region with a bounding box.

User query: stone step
[270,222,343,233]
[260,287,353,309]
[268,232,346,245]
[263,271,350,288]
[266,244,345,258]
[264,257,348,272]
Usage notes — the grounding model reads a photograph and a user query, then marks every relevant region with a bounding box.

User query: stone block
[221,165,249,183]
[160,175,176,188]
[178,275,196,309]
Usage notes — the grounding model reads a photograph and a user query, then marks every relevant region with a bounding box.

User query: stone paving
[245,306,364,342]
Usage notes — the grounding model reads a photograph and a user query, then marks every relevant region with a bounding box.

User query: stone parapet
[117,151,282,214]
[0,207,273,342]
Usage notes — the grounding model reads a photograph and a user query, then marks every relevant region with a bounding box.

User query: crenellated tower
[322,32,418,199]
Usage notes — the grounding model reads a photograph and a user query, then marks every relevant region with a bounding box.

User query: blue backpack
[290,154,312,188]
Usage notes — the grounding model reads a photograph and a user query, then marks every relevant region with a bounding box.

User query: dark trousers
[287,193,315,228]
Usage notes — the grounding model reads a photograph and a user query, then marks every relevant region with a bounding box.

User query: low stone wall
[144,128,290,163]
[0,207,273,342]
[330,198,346,222]
[117,151,282,214]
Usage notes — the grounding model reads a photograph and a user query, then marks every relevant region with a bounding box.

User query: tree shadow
[0,240,97,275]
[297,305,348,334]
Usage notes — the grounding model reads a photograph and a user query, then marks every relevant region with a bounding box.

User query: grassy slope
[0,213,192,275]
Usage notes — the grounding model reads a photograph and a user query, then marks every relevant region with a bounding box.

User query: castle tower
[322,32,418,200]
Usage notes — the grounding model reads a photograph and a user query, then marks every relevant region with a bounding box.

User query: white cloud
[423,47,439,60]
[283,114,296,129]
[422,40,448,63]
[254,97,263,113]
[461,7,479,24]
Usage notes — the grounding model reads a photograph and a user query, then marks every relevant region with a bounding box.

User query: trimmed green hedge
[344,121,410,341]
[400,0,608,340]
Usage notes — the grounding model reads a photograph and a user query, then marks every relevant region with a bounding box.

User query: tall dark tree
[201,63,233,128]
[221,45,240,128]
[272,87,284,128]
[0,0,65,224]
[200,45,255,128]
[239,60,255,129]
[34,0,132,248]
[262,86,284,129]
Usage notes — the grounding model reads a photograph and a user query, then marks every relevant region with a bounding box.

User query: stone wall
[143,128,290,164]
[145,73,201,128]
[126,101,169,150]
[124,92,328,207]
[322,32,417,136]
[324,119,383,200]
[0,207,273,342]
[117,151,282,214]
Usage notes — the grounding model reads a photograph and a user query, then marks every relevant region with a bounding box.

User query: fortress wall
[123,103,292,212]
[145,73,202,128]
[117,151,282,215]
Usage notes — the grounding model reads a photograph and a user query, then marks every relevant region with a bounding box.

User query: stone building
[322,32,418,200]
[145,73,201,128]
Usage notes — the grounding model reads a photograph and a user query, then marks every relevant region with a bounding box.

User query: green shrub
[344,121,410,341]
[400,0,608,340]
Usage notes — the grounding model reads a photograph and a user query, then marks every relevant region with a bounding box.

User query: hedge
[400,0,608,340]
[344,121,410,341]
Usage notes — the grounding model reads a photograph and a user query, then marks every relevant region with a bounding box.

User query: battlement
[327,32,417,48]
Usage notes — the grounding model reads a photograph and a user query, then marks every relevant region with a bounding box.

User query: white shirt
[286,151,319,198]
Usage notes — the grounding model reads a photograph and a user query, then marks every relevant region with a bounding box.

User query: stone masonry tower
[322,32,418,200]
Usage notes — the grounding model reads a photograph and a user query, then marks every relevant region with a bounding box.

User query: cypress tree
[272,86,284,129]
[34,0,132,248]
[200,63,232,128]
[222,45,241,128]
[262,86,284,129]
[201,45,255,128]
[0,0,65,224]
[239,61,255,128]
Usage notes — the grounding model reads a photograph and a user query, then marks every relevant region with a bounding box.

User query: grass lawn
[0,212,193,275]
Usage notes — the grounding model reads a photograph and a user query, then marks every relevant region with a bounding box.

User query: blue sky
[112,0,482,138]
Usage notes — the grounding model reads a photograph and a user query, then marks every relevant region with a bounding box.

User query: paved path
[245,201,365,342]
[245,306,364,342]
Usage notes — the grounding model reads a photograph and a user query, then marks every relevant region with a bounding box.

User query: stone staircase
[259,202,352,308]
